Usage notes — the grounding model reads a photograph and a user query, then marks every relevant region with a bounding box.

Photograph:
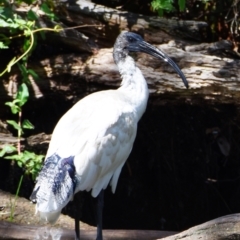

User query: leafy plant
[0,81,44,221]
[0,0,60,221]
[151,0,185,16]
[0,83,44,179]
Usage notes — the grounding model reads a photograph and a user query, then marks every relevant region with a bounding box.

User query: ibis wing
[46,90,138,197]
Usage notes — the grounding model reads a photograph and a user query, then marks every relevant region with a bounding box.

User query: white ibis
[30,31,188,240]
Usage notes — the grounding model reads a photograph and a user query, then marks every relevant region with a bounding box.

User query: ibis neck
[117,56,149,121]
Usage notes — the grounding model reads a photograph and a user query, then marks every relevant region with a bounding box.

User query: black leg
[96,190,104,240]
[74,195,80,240]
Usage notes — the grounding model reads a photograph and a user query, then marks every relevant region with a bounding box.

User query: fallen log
[160,213,240,240]
[1,39,240,106]
[3,0,238,107]
[66,0,207,44]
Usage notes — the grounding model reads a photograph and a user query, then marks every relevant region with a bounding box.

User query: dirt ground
[0,189,95,231]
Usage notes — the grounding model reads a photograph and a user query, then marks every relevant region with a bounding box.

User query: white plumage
[30,31,188,240]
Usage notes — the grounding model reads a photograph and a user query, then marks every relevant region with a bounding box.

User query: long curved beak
[131,41,188,89]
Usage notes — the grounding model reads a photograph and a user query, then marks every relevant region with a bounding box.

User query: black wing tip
[30,186,39,203]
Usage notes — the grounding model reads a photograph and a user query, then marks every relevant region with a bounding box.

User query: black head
[113,31,188,89]
[113,32,143,63]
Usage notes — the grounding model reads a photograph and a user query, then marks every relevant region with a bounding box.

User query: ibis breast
[47,89,138,197]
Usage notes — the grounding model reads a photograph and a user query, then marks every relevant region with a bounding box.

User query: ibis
[30,31,188,240]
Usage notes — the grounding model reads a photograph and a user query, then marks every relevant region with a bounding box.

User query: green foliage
[4,81,44,181]
[151,0,186,16]
[0,0,62,222]
[0,0,61,204]
[41,2,59,21]
[22,119,35,129]
[4,151,44,180]
[151,0,213,16]
[0,144,17,157]
[178,0,185,11]
[5,83,32,134]
[15,83,29,107]
[0,0,61,181]
[152,0,174,12]
[0,0,61,76]
[151,0,175,16]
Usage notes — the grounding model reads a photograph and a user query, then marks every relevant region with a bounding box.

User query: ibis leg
[74,195,80,240]
[96,190,104,240]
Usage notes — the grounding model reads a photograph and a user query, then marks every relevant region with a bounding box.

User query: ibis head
[113,31,188,89]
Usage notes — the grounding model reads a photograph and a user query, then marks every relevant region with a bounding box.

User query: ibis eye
[127,36,135,43]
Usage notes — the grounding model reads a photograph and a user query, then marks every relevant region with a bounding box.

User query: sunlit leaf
[16,83,29,106]
[5,153,22,161]
[0,144,17,157]
[0,18,10,27]
[26,20,35,28]
[22,151,34,161]
[17,161,23,168]
[0,41,9,49]
[6,120,22,132]
[22,119,34,129]
[14,17,27,26]
[151,0,174,13]
[5,101,21,114]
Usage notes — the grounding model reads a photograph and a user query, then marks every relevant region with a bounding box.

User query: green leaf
[14,17,27,26]
[27,9,38,21]
[23,28,32,37]
[0,33,10,46]
[22,119,34,129]
[5,101,21,114]
[151,0,174,13]
[21,38,32,62]
[27,161,34,167]
[16,83,29,106]
[0,7,14,20]
[178,0,185,11]
[0,19,10,27]
[5,149,44,176]
[40,3,58,20]
[0,144,17,157]
[5,17,22,29]
[22,150,35,161]
[17,161,23,168]
[5,153,22,161]
[0,41,9,49]
[17,63,29,83]
[6,120,22,132]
